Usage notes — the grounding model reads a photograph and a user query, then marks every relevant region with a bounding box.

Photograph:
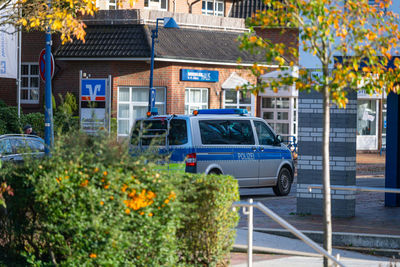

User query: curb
[252,228,400,250]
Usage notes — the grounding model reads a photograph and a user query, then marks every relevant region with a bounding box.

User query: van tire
[208,169,221,175]
[273,168,292,196]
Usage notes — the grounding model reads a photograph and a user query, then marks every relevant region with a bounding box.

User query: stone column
[296,90,357,217]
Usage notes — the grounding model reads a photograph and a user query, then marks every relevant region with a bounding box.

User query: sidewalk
[231,230,397,267]
[231,153,400,266]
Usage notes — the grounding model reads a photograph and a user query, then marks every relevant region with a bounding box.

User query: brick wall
[53,60,256,118]
[296,90,357,217]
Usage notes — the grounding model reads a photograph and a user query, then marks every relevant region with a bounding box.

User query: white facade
[259,69,298,142]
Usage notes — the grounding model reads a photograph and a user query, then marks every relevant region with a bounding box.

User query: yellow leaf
[353,61,358,71]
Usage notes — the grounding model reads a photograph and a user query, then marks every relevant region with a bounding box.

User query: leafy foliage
[239,0,400,107]
[0,132,239,266]
[177,173,239,266]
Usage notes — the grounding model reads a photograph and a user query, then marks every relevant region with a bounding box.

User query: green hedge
[0,132,239,266]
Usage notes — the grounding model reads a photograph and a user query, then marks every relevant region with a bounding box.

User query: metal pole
[248,198,253,267]
[44,0,53,154]
[17,22,21,118]
[242,198,253,267]
[308,185,400,194]
[232,201,345,267]
[148,18,162,113]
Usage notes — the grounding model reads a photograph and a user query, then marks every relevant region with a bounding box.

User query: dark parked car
[0,134,45,162]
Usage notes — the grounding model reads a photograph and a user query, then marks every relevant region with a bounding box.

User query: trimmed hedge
[0,132,239,266]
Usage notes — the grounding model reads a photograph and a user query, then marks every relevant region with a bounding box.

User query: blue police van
[130,109,295,196]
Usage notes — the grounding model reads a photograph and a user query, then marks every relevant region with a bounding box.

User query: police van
[130,109,295,196]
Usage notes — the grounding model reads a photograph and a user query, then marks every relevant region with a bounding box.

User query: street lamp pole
[148,17,179,114]
[44,0,53,155]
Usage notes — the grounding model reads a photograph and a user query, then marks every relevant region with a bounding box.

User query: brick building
[0,1,298,138]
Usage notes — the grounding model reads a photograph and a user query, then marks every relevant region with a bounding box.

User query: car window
[254,121,275,146]
[27,140,45,152]
[11,138,27,153]
[0,139,13,155]
[199,120,255,145]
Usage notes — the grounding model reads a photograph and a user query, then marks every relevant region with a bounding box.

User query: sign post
[44,25,53,155]
[79,74,111,135]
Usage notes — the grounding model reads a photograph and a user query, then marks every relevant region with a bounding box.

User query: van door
[197,119,258,187]
[253,120,282,186]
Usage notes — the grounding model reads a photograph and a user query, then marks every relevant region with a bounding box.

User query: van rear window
[199,120,255,145]
[131,119,188,146]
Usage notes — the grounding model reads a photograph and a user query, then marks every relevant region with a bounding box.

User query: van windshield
[131,119,188,146]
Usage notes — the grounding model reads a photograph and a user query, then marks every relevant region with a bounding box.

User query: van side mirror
[274,135,282,145]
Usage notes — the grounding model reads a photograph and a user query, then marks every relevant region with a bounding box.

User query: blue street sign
[180,69,219,82]
[81,79,107,101]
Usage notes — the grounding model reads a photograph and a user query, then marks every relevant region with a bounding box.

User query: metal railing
[233,199,345,267]
[308,185,400,194]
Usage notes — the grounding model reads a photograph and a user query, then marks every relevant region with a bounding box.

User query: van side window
[131,119,188,146]
[254,121,275,146]
[199,120,255,145]
[169,119,188,145]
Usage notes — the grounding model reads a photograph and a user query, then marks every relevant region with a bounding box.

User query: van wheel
[208,169,221,175]
[273,168,292,196]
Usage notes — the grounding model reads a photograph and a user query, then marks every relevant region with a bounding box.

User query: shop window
[263,112,274,120]
[145,0,168,10]
[224,89,253,114]
[357,100,377,136]
[260,97,296,142]
[117,87,166,137]
[185,88,208,115]
[262,98,274,108]
[202,0,224,16]
[21,63,39,104]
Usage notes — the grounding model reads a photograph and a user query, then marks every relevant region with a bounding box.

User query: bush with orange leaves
[0,131,239,266]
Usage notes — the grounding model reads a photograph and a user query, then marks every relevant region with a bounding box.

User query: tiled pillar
[385,92,400,207]
[296,90,357,217]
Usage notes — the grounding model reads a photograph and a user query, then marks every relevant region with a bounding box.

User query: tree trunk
[322,82,332,267]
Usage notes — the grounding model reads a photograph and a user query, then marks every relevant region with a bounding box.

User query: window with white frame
[223,89,254,115]
[144,0,168,10]
[260,97,297,142]
[108,0,117,9]
[185,88,208,115]
[117,87,166,137]
[21,63,39,104]
[202,0,224,16]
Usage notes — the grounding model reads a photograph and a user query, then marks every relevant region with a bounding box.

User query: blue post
[147,18,178,113]
[44,21,53,154]
[385,92,400,207]
[148,19,162,113]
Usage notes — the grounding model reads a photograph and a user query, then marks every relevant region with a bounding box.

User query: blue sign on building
[81,79,107,101]
[180,69,219,82]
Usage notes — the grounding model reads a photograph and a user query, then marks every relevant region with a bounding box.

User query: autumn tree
[0,0,132,43]
[239,0,400,266]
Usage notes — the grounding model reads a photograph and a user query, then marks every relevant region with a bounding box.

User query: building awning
[221,72,250,89]
[259,67,298,97]
[260,67,298,79]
